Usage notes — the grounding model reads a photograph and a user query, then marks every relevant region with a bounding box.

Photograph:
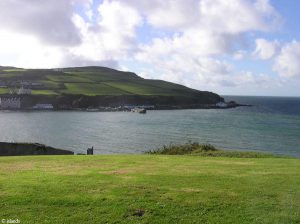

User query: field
[0,87,9,94]
[0,155,299,223]
[0,66,201,97]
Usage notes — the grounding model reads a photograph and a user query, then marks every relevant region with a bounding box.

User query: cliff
[0,142,74,156]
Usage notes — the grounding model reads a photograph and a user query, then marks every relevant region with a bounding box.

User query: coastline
[0,142,74,156]
[0,101,251,112]
[0,141,292,158]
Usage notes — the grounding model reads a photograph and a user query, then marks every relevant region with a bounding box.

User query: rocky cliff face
[18,93,224,109]
[0,142,74,156]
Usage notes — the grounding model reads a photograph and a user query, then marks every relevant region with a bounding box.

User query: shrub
[147,142,216,155]
[146,142,279,158]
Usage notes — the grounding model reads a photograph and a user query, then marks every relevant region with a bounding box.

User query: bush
[199,144,217,151]
[146,142,279,158]
[147,142,217,155]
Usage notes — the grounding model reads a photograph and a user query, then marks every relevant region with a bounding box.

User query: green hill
[0,66,223,108]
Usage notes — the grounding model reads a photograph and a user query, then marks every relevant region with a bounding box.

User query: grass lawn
[105,81,176,96]
[47,74,93,83]
[0,87,9,94]
[31,90,58,95]
[0,73,22,78]
[0,67,220,98]
[62,83,129,96]
[0,155,299,223]
[2,69,25,72]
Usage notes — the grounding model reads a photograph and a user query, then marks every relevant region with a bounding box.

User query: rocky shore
[0,142,74,156]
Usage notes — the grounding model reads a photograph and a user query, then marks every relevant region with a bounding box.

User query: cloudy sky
[0,0,299,96]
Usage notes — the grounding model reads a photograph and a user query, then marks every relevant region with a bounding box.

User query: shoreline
[0,102,252,112]
[0,142,74,156]
[0,141,293,158]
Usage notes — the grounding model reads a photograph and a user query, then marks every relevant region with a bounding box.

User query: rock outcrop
[0,142,74,156]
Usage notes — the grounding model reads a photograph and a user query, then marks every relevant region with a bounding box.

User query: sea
[0,96,299,157]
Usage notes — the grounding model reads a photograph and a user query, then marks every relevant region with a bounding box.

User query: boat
[131,108,147,114]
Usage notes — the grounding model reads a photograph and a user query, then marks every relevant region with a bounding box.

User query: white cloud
[133,0,282,91]
[0,0,296,95]
[124,0,280,33]
[136,30,237,61]
[0,28,120,69]
[233,50,247,60]
[144,0,199,30]
[136,50,234,90]
[0,0,281,71]
[0,0,83,46]
[121,0,198,29]
[253,38,279,60]
[69,0,142,64]
[273,41,300,78]
[0,30,64,68]
[98,1,142,40]
[197,0,278,34]
[0,0,142,68]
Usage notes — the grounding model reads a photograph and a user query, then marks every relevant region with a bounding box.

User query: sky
[0,0,300,96]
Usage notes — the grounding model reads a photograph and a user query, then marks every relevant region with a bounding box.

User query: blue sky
[0,0,300,96]
[272,0,300,40]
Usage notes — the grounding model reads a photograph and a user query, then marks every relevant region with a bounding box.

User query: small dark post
[87,146,94,155]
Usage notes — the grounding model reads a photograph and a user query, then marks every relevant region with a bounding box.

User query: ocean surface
[0,96,299,157]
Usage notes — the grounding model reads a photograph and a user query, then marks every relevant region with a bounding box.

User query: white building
[124,105,155,110]
[0,97,21,109]
[18,86,32,95]
[32,104,54,110]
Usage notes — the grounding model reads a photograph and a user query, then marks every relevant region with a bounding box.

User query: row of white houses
[0,97,53,110]
[0,97,21,109]
[18,86,32,95]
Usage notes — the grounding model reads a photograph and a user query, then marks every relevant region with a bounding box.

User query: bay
[0,96,299,157]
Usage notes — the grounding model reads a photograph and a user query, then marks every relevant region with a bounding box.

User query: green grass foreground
[0,155,299,223]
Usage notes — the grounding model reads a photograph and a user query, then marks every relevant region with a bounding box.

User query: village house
[18,86,32,95]
[0,97,21,109]
[32,104,54,110]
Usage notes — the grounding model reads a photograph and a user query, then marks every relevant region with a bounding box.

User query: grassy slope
[0,67,203,97]
[0,155,299,224]
[0,87,9,94]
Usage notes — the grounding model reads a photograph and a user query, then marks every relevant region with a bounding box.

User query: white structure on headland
[32,104,54,110]
[216,102,227,108]
[18,86,32,95]
[0,97,21,109]
[124,105,155,110]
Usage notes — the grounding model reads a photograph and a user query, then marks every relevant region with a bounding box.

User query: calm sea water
[0,96,299,157]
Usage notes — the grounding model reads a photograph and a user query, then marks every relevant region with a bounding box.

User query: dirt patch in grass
[0,162,35,173]
[36,160,113,175]
[132,209,145,217]
[181,188,205,193]
[99,166,150,175]
[124,208,147,221]
[101,169,132,175]
[208,160,255,165]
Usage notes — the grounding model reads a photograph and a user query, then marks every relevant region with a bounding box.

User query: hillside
[0,155,299,223]
[0,66,223,109]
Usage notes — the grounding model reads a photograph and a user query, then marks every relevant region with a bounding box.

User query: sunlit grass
[0,87,9,94]
[0,155,299,223]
